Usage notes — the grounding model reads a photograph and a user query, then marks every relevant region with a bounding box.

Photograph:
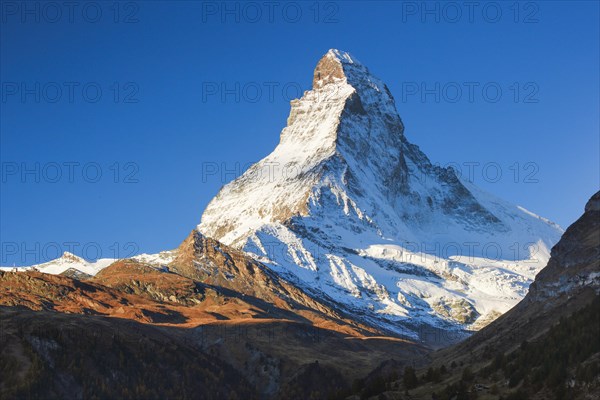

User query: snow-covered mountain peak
[60,251,86,263]
[199,50,563,339]
[325,49,359,64]
[201,50,497,246]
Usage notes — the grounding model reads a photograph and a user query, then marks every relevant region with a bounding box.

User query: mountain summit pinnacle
[313,49,361,88]
[198,50,563,339]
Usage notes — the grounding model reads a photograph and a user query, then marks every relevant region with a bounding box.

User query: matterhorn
[198,50,563,339]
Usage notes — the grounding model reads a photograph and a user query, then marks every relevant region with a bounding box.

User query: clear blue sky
[1,1,598,265]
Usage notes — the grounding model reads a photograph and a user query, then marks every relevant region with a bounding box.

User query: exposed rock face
[313,51,346,87]
[198,49,563,339]
[59,268,93,280]
[431,297,479,325]
[93,259,207,306]
[0,269,191,324]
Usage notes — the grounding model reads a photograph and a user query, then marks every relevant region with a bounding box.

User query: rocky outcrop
[93,259,208,306]
[169,230,379,336]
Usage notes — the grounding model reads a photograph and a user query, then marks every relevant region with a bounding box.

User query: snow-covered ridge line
[0,252,116,276]
[0,250,177,276]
